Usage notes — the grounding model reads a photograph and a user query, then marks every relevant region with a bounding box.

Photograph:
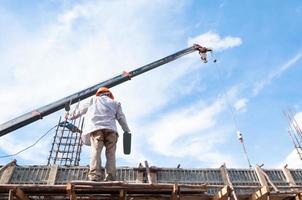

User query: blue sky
[0,0,302,169]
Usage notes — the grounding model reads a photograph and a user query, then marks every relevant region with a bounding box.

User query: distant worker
[67,87,131,181]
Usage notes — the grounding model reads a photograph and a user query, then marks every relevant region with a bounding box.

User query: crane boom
[0,44,211,136]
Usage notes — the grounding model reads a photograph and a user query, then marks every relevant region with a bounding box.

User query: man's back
[78,95,130,145]
[85,96,119,133]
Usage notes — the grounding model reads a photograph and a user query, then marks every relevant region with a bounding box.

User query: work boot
[88,175,101,182]
[104,174,115,181]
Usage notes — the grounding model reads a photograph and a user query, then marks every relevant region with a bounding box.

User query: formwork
[0,162,302,200]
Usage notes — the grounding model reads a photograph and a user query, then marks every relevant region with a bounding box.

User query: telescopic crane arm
[0,44,213,136]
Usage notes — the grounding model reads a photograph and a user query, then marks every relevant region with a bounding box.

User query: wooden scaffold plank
[0,160,16,175]
[66,183,77,200]
[282,165,302,200]
[0,160,16,184]
[136,163,144,183]
[296,193,302,200]
[8,187,30,200]
[145,160,157,184]
[250,186,270,200]
[47,165,59,185]
[119,189,126,200]
[256,166,278,192]
[145,160,152,184]
[282,165,296,188]
[220,164,238,200]
[0,181,207,200]
[171,183,179,200]
[251,165,278,200]
[254,165,268,187]
[213,185,232,200]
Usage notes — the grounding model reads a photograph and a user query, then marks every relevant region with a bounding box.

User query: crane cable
[213,60,252,168]
[0,125,57,159]
[208,1,252,168]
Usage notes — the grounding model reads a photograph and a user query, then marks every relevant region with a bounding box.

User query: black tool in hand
[123,132,131,155]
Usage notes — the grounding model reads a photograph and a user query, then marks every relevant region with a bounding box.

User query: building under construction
[1,44,302,199]
[1,161,302,200]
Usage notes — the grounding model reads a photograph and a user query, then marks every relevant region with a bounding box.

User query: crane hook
[193,44,217,63]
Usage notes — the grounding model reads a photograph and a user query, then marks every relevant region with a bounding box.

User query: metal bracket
[193,43,213,63]
[122,71,132,80]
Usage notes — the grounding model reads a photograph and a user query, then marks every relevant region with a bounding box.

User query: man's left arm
[116,102,131,133]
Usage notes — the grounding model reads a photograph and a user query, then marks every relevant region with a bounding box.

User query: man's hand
[64,113,69,120]
[65,113,77,120]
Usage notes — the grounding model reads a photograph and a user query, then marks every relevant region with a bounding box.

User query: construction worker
[67,87,131,181]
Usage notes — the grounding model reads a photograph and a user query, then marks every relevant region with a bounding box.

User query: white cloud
[280,150,302,168]
[0,2,246,168]
[148,99,223,149]
[188,31,242,51]
[0,0,199,124]
[234,98,248,112]
[0,1,208,165]
[144,98,238,167]
[216,86,248,113]
[253,52,302,96]
[58,4,90,26]
[295,112,302,125]
[0,129,53,164]
[225,51,302,122]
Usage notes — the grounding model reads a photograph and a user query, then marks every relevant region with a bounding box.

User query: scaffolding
[47,116,84,166]
[284,109,302,160]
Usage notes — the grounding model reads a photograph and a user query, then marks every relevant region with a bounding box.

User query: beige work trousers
[89,129,118,181]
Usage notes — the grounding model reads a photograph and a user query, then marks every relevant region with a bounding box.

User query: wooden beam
[0,159,16,175]
[255,166,268,187]
[255,166,278,192]
[171,184,179,200]
[213,185,232,200]
[119,189,126,200]
[219,165,229,185]
[283,166,301,200]
[220,164,238,200]
[47,165,58,185]
[66,183,77,200]
[10,187,30,200]
[282,166,296,188]
[0,163,16,184]
[150,168,158,184]
[136,164,144,183]
[145,160,153,184]
[296,193,302,200]
[250,186,270,200]
[136,171,144,183]
[8,189,13,200]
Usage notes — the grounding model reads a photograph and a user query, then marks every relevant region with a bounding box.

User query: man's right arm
[67,98,92,120]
